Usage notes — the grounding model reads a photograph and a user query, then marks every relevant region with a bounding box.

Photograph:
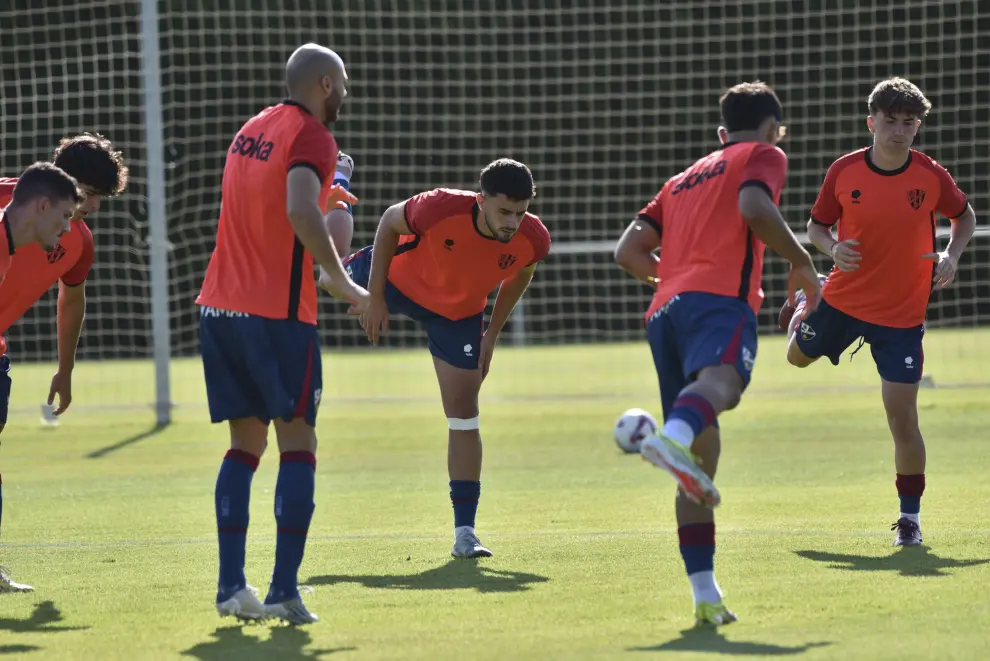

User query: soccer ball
[613,408,658,454]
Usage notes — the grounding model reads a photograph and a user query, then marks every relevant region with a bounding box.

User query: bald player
[337,158,550,559]
[197,44,369,625]
[614,82,820,626]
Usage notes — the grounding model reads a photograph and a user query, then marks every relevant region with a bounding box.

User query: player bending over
[196,43,369,625]
[778,77,976,547]
[0,136,128,592]
[335,158,550,559]
[614,82,821,626]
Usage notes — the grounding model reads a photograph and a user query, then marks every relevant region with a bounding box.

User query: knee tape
[447,416,480,431]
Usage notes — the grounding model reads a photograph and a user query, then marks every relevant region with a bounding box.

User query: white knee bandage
[447,416,480,431]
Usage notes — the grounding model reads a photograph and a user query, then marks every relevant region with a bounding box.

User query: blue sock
[678,523,716,575]
[215,450,258,600]
[896,473,925,515]
[333,174,352,213]
[667,393,718,439]
[267,451,316,604]
[450,480,480,529]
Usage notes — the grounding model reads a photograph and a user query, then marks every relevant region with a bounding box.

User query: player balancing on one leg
[0,138,128,593]
[333,158,550,559]
[196,43,370,625]
[778,78,976,548]
[614,81,822,626]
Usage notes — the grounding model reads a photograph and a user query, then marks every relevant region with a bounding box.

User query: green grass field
[1,329,989,660]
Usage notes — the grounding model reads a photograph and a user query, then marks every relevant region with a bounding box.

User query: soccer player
[0,134,129,593]
[337,158,550,559]
[613,82,821,626]
[0,163,83,281]
[778,78,976,547]
[196,43,369,625]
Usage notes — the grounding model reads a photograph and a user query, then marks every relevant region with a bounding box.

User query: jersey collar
[281,99,312,115]
[865,146,912,176]
[471,202,499,242]
[1,211,13,256]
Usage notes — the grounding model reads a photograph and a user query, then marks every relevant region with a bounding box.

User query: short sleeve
[60,223,95,287]
[404,188,473,235]
[931,161,969,220]
[287,120,337,184]
[636,190,663,238]
[524,216,551,266]
[739,144,788,202]
[809,160,843,226]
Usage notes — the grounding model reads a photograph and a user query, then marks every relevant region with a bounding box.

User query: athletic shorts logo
[908,189,926,211]
[741,346,755,373]
[313,387,322,407]
[800,321,816,342]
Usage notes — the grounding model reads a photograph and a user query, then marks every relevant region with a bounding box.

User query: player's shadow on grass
[86,423,167,459]
[0,600,89,656]
[794,546,990,577]
[181,625,355,661]
[306,558,549,594]
[630,627,832,656]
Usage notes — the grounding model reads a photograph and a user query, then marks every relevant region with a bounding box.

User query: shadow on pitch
[181,625,356,661]
[306,558,549,594]
[86,423,168,459]
[629,627,832,656]
[794,546,990,577]
[0,600,89,656]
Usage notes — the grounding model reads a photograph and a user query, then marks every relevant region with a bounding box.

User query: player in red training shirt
[196,44,369,625]
[779,78,977,547]
[338,158,550,559]
[0,163,82,282]
[0,134,128,593]
[614,82,821,626]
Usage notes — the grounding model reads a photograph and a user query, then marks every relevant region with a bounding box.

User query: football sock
[267,451,317,603]
[663,393,717,449]
[450,480,481,533]
[896,473,925,526]
[215,450,258,599]
[679,523,721,605]
[0,473,4,539]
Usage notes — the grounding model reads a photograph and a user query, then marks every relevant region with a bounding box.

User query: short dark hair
[868,77,931,118]
[52,132,129,197]
[12,162,84,207]
[479,158,535,201]
[719,81,783,133]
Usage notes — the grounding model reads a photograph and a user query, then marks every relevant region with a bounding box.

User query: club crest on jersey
[498,254,517,269]
[908,189,926,210]
[46,243,67,264]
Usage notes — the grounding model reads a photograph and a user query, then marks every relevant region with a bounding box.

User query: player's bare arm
[360,201,414,344]
[479,263,537,380]
[806,219,861,272]
[614,218,661,285]
[48,280,85,415]
[924,203,976,290]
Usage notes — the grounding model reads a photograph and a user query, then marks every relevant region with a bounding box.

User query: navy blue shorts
[344,246,484,370]
[199,307,322,426]
[0,355,10,425]
[795,299,924,384]
[647,292,759,421]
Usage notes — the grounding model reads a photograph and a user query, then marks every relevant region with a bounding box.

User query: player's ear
[866,115,875,134]
[475,192,486,209]
[717,126,728,144]
[36,196,51,215]
[321,75,332,96]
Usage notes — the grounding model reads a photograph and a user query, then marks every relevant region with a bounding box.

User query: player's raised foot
[452,529,493,559]
[891,517,923,547]
[640,434,721,508]
[778,272,827,330]
[264,595,320,625]
[0,566,34,593]
[694,600,738,627]
[216,585,267,621]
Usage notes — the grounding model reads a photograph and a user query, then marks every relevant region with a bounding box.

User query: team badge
[908,189,926,210]
[46,243,66,264]
[498,254,517,269]
[800,321,816,342]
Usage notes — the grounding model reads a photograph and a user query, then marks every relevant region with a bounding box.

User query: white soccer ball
[613,408,658,454]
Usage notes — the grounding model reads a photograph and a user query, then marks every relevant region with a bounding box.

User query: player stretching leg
[615,82,821,626]
[335,159,550,559]
[778,78,976,547]
[0,139,128,593]
[197,44,369,625]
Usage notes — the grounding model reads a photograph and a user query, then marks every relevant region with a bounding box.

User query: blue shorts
[0,355,10,426]
[344,246,484,370]
[646,292,759,421]
[199,307,322,426]
[795,299,924,384]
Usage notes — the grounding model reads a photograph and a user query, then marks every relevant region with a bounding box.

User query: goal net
[0,0,987,417]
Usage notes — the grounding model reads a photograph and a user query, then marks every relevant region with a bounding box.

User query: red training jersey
[638,142,788,319]
[389,188,551,320]
[0,177,96,355]
[0,211,13,282]
[196,101,339,325]
[811,148,968,328]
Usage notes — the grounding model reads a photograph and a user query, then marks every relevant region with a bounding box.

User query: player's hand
[478,331,498,381]
[326,184,358,211]
[787,261,822,317]
[923,250,958,290]
[358,295,389,345]
[830,239,861,272]
[48,370,73,416]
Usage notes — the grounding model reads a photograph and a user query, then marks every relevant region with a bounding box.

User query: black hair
[479,158,535,201]
[12,162,84,206]
[719,81,783,133]
[52,132,128,197]
[868,77,931,118]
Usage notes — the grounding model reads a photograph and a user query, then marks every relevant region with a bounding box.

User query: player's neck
[288,96,327,124]
[3,207,33,249]
[869,143,910,171]
[473,211,496,239]
[722,131,766,145]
